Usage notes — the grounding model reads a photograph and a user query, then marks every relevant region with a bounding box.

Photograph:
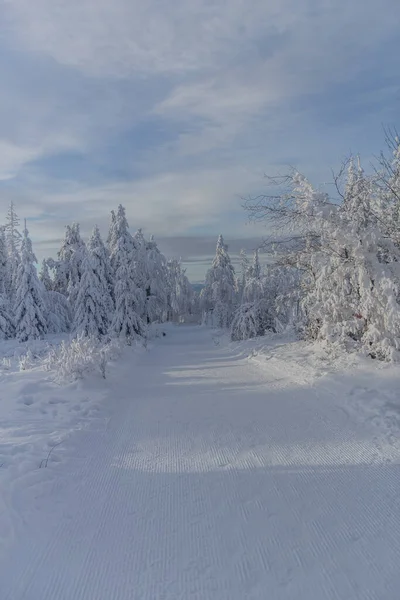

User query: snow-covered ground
[1,325,400,599]
[228,331,400,458]
[0,335,144,554]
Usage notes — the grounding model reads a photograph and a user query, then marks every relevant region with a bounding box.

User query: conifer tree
[243,250,264,304]
[5,201,21,298]
[167,258,193,322]
[201,234,237,327]
[14,224,47,341]
[73,248,109,337]
[87,225,114,311]
[237,249,249,301]
[0,227,14,339]
[45,291,72,333]
[110,206,146,343]
[53,223,85,298]
[134,231,169,323]
[107,209,117,255]
[39,259,53,291]
[73,225,113,336]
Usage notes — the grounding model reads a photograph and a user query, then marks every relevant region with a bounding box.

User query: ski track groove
[1,326,400,599]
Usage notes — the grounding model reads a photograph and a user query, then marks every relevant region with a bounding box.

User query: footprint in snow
[18,396,34,406]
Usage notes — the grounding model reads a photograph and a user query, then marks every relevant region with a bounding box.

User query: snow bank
[224,331,400,457]
[0,334,144,555]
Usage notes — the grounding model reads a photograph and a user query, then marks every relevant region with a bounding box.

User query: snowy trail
[2,326,400,599]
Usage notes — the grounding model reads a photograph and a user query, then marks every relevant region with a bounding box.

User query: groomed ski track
[1,325,400,599]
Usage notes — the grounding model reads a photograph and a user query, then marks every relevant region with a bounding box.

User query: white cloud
[0,163,268,264]
[2,0,398,168]
[36,165,263,233]
[2,0,283,76]
[0,134,84,180]
[0,142,41,180]
[4,1,397,83]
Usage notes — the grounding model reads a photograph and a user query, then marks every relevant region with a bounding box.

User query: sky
[0,0,399,282]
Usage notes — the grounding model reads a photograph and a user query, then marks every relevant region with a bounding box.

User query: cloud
[2,0,284,76]
[4,164,266,243]
[0,142,41,180]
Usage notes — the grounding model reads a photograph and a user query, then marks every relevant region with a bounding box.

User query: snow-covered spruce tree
[167,258,194,322]
[73,226,113,337]
[39,259,53,291]
[147,235,170,322]
[52,227,71,295]
[87,225,114,315]
[0,294,14,340]
[52,222,86,303]
[66,223,86,309]
[110,206,146,344]
[242,250,263,304]
[14,225,47,342]
[73,250,107,337]
[201,234,237,328]
[106,209,117,256]
[0,227,14,339]
[237,248,249,302]
[132,229,150,318]
[5,201,21,299]
[0,227,9,294]
[39,259,71,333]
[45,291,72,334]
[136,231,169,323]
[109,205,132,270]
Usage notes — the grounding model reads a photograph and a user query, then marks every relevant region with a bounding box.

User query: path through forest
[1,325,400,599]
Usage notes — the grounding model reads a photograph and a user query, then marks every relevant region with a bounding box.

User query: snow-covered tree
[0,295,14,340]
[87,225,114,315]
[201,235,237,328]
[0,227,9,295]
[107,209,117,256]
[5,202,21,297]
[66,223,86,309]
[73,250,108,337]
[373,132,400,247]
[242,250,264,304]
[0,226,13,338]
[167,258,193,322]
[244,159,400,359]
[237,248,249,301]
[231,250,280,341]
[109,206,132,272]
[39,260,53,291]
[73,226,113,337]
[231,303,264,341]
[39,259,70,332]
[14,225,47,341]
[130,229,170,323]
[52,223,85,300]
[110,206,146,343]
[45,291,71,334]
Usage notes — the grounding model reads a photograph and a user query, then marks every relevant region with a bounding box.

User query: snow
[0,335,143,553]
[1,325,400,598]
